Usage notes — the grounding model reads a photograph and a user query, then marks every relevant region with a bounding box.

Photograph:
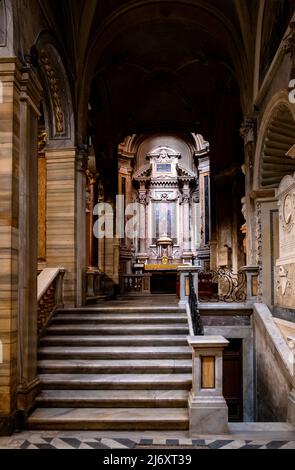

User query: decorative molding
[39,48,65,134]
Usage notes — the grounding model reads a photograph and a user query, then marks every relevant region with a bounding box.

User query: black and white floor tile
[0,434,294,449]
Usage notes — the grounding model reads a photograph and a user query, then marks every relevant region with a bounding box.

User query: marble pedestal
[188,335,229,435]
[188,394,229,434]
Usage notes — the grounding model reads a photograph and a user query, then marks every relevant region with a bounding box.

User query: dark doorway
[223,339,243,422]
[151,273,177,294]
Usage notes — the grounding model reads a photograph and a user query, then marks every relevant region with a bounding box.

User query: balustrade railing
[120,274,151,295]
[37,268,65,335]
[198,268,247,302]
[189,272,204,336]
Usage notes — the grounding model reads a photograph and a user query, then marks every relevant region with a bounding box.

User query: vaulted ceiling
[36,0,259,185]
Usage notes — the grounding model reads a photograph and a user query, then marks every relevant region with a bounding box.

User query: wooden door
[223,339,243,422]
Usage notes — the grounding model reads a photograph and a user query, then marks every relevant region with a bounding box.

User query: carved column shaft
[86,170,97,268]
[240,118,256,266]
[76,148,88,306]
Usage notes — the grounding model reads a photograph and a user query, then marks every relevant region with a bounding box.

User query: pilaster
[0,58,21,433]
[17,65,43,414]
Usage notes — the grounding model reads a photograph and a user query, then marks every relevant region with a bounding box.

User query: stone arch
[254,91,295,190]
[35,33,75,146]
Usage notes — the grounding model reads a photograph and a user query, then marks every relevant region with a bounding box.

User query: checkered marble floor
[0,433,295,449]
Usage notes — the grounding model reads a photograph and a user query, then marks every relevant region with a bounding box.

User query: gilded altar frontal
[0,0,295,456]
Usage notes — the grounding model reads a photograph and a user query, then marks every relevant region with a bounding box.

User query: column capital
[240,117,256,144]
[76,146,89,172]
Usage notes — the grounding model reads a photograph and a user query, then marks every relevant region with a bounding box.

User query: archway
[254,95,295,306]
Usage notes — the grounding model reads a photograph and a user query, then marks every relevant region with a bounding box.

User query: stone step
[39,373,192,390]
[39,335,188,347]
[52,314,187,324]
[56,307,185,314]
[35,389,189,408]
[46,324,188,335]
[27,407,189,430]
[38,346,191,360]
[38,359,192,374]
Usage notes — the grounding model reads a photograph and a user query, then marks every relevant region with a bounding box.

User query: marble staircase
[28,305,191,430]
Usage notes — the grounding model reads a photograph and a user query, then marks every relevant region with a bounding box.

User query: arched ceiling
[36,0,255,189]
[38,0,257,128]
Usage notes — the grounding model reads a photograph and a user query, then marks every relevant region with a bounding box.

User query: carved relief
[138,192,147,205]
[39,49,65,134]
[281,192,295,231]
[277,174,295,263]
[152,190,178,201]
[38,129,47,152]
[277,266,291,296]
[283,21,295,70]
[240,117,256,144]
[255,202,263,301]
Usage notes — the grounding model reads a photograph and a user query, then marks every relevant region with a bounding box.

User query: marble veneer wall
[254,304,294,422]
[46,148,76,306]
[0,59,42,432]
[0,58,20,433]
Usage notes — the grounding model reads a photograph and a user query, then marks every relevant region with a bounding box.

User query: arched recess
[254,92,295,190]
[35,33,75,146]
[253,92,295,307]
[34,33,79,306]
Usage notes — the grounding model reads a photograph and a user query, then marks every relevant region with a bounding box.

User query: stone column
[46,148,77,306]
[138,185,147,256]
[182,185,191,261]
[0,58,21,434]
[17,67,42,415]
[104,197,117,294]
[86,169,97,268]
[287,336,295,426]
[188,336,229,435]
[76,147,88,306]
[240,118,256,266]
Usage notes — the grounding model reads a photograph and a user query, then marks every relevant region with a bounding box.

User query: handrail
[189,272,204,336]
[37,268,64,301]
[37,267,66,336]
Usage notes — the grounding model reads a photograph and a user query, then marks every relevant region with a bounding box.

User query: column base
[287,389,295,426]
[188,393,229,435]
[17,377,41,413]
[0,412,17,436]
